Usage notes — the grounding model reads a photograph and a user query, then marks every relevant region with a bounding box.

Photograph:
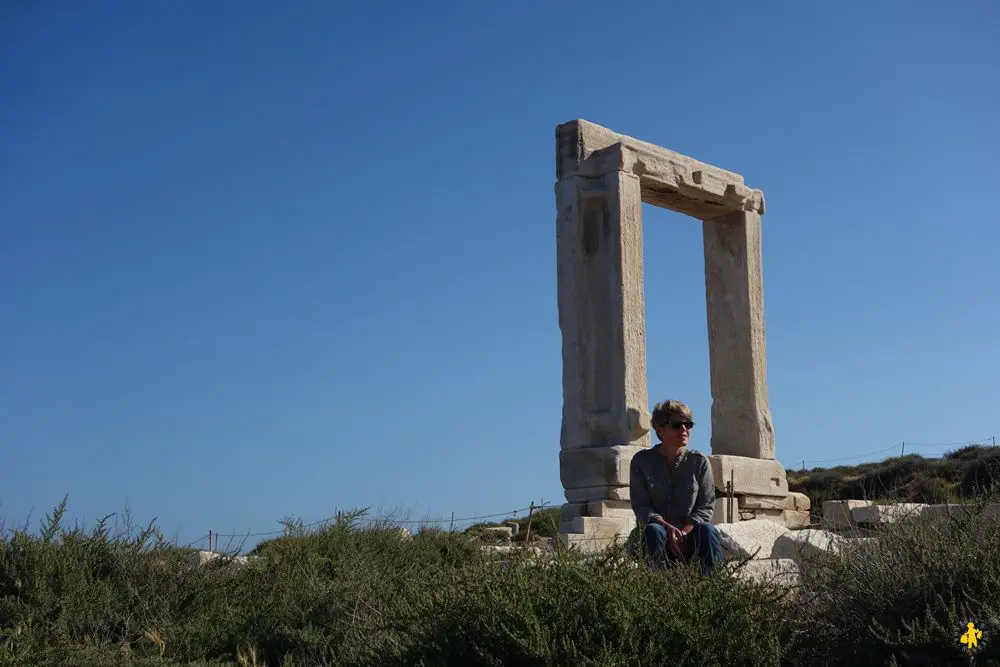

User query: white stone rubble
[772,529,845,562]
[715,518,790,560]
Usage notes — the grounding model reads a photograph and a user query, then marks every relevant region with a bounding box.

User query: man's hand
[674,524,694,557]
[651,517,686,557]
[668,527,685,557]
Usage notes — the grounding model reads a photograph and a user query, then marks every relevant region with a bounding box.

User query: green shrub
[0,503,485,666]
[394,550,790,667]
[0,497,210,665]
[905,473,952,504]
[5,488,1000,666]
[946,444,996,462]
[849,455,927,499]
[790,446,1000,508]
[960,450,1000,498]
[786,495,1000,666]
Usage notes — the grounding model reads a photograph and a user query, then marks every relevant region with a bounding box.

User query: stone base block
[784,509,811,528]
[720,491,811,528]
[709,455,788,498]
[851,503,926,525]
[558,516,634,553]
[772,529,845,562]
[564,485,630,503]
[560,500,634,523]
[822,500,872,529]
[560,445,644,489]
[716,518,789,559]
[737,495,788,512]
[738,492,810,512]
[559,532,622,553]
[789,492,810,512]
[756,509,811,529]
[752,508,782,522]
[713,496,740,524]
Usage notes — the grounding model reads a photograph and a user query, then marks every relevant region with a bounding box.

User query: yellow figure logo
[961,622,983,653]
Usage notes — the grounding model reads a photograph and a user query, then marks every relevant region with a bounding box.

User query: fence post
[725,480,733,523]
[730,470,735,522]
[525,502,536,543]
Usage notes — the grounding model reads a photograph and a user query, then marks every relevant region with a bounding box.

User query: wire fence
[178,435,997,551]
[182,501,555,551]
[791,435,996,470]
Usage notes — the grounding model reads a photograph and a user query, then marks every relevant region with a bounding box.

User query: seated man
[629,400,723,574]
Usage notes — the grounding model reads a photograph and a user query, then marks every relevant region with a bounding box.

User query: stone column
[555,161,650,545]
[702,209,776,460]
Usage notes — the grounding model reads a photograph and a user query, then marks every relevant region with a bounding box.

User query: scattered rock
[851,503,928,525]
[852,502,1000,525]
[716,518,790,559]
[186,551,249,567]
[822,500,873,529]
[772,529,844,562]
[819,501,1000,530]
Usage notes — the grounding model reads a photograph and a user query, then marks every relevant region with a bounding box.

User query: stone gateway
[554,119,800,550]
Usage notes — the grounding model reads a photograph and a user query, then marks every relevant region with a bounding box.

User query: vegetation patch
[1,450,999,665]
[788,444,1000,519]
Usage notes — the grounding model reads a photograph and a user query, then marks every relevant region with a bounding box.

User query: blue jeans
[642,521,722,574]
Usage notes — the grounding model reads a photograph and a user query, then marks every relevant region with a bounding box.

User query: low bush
[393,551,789,667]
[786,495,1000,666]
[905,472,951,504]
[961,450,1000,498]
[3,489,1000,665]
[789,444,1000,509]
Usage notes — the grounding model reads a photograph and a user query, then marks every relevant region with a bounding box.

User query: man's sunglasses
[659,420,695,430]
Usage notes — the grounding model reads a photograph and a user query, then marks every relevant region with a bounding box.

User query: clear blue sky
[2,1,998,550]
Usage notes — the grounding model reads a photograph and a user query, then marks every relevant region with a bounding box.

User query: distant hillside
[788,443,1000,517]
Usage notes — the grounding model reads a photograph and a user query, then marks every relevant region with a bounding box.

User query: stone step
[560,500,635,523]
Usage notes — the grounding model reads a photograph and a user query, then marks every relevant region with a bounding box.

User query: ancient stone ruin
[554,119,806,550]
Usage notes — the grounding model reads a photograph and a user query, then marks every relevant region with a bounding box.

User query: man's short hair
[651,400,693,428]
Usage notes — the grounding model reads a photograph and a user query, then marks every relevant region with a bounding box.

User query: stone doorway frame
[554,120,795,550]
